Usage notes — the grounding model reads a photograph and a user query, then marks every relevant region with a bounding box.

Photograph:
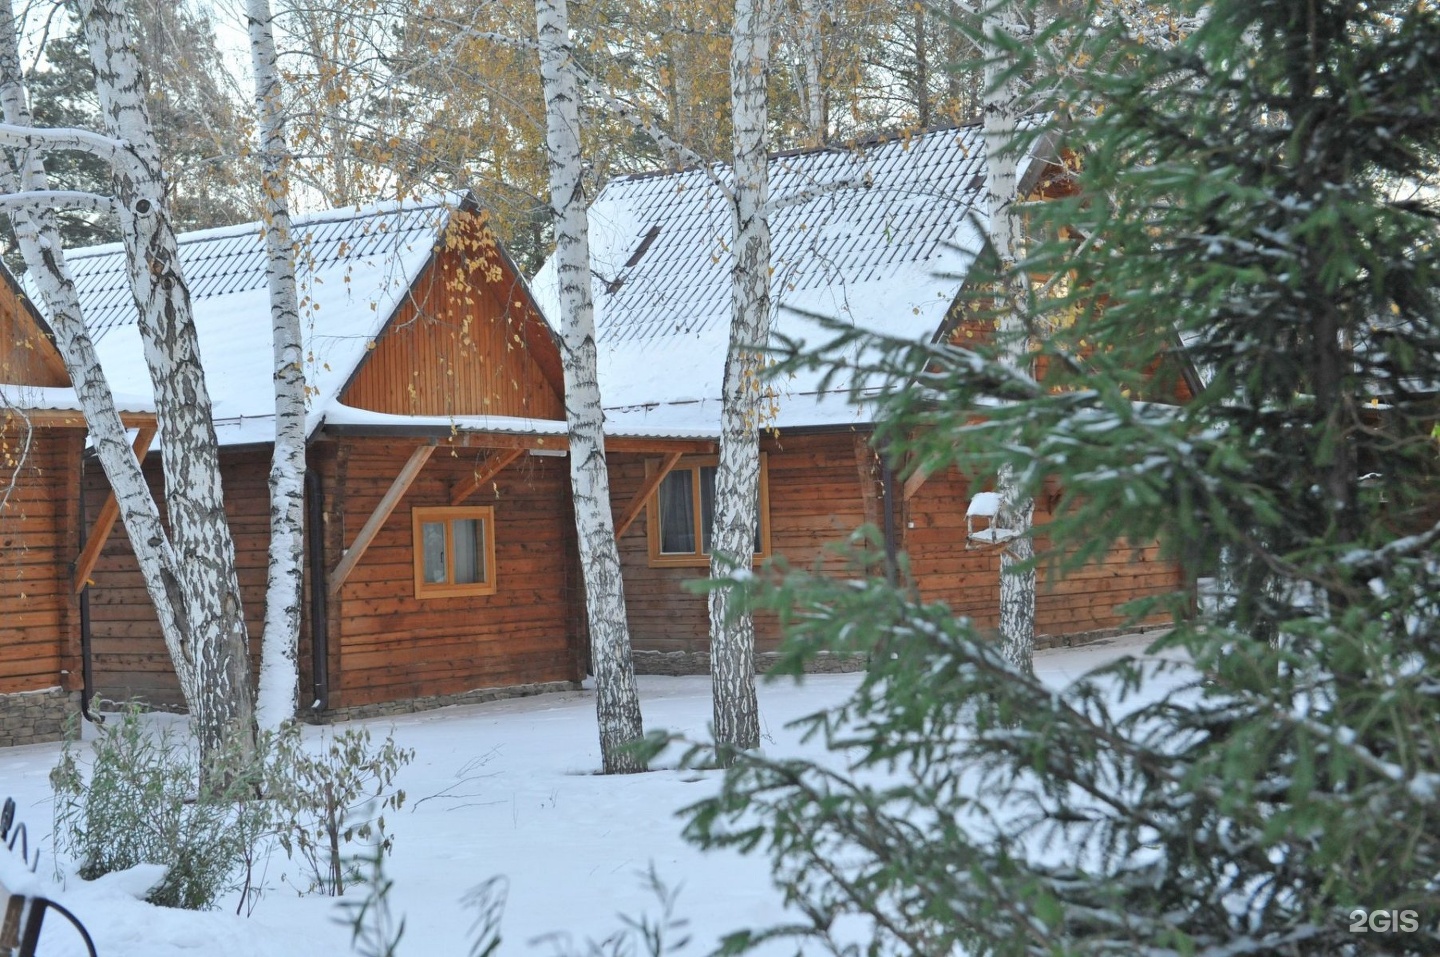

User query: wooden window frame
[646,454,772,568]
[411,505,498,599]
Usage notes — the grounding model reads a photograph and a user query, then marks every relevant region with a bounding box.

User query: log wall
[903,467,1181,637]
[84,437,585,713]
[0,429,82,698]
[609,429,1181,662]
[83,449,270,709]
[608,431,875,655]
[340,223,564,420]
[327,437,581,709]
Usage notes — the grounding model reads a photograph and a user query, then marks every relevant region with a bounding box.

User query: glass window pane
[421,521,447,584]
[700,466,716,553]
[658,470,696,553]
[452,518,482,584]
[700,465,761,555]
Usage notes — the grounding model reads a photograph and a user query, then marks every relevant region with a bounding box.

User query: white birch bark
[248,0,306,730]
[708,0,774,758]
[796,0,827,145]
[0,0,199,707]
[535,0,646,775]
[79,0,257,760]
[981,1,1036,671]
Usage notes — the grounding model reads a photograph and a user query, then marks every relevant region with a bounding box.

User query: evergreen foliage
[680,0,1440,952]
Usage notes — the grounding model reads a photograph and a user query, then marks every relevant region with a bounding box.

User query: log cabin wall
[0,277,69,389]
[340,232,564,420]
[608,431,875,671]
[82,449,271,710]
[608,428,1182,673]
[325,437,580,712]
[0,428,84,744]
[903,467,1182,638]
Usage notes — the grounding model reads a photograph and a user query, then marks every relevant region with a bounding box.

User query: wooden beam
[450,447,524,506]
[74,426,156,593]
[902,461,935,501]
[13,408,157,430]
[606,437,715,454]
[853,434,881,529]
[327,442,437,596]
[321,425,717,456]
[614,451,683,540]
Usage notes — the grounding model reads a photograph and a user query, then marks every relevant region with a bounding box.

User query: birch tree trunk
[535,0,646,774]
[708,0,774,760]
[248,0,306,729]
[981,2,1036,671]
[79,0,257,760]
[797,0,827,145]
[0,3,202,709]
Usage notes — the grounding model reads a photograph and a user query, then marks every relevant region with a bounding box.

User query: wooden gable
[341,210,565,420]
[0,269,68,388]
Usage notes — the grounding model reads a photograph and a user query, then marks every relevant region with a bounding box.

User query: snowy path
[0,632,1175,956]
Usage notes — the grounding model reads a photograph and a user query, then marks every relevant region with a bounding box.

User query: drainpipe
[880,451,899,586]
[76,456,99,724]
[305,468,330,711]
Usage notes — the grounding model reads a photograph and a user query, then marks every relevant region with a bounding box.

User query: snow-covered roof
[0,382,154,416]
[41,198,455,445]
[533,124,1040,432]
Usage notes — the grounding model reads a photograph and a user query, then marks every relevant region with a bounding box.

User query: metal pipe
[305,467,330,711]
[76,455,97,724]
[880,451,899,586]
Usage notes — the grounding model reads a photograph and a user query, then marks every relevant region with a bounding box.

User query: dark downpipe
[76,457,98,724]
[305,468,330,711]
[880,453,899,586]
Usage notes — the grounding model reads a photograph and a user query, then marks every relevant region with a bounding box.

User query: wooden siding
[903,466,1181,636]
[0,276,68,387]
[341,214,565,420]
[610,429,1182,655]
[84,450,271,709]
[0,430,82,694]
[327,437,581,709]
[609,431,875,654]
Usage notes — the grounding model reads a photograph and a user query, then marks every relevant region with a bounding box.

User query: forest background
[6,0,980,275]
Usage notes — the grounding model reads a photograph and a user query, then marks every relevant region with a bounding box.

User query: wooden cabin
[533,124,1186,673]
[70,199,698,718]
[0,269,154,745]
[29,126,1186,730]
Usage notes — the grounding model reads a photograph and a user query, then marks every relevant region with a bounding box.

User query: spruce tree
[681,0,1440,953]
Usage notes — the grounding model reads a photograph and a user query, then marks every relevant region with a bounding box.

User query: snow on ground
[0,633,1183,957]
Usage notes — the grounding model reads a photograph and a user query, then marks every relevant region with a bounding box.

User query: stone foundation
[309,679,581,724]
[633,623,1172,677]
[1033,622,1171,652]
[0,687,81,747]
[633,649,870,676]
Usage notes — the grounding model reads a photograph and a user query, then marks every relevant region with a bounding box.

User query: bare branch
[0,189,120,217]
[0,121,135,168]
[763,174,871,216]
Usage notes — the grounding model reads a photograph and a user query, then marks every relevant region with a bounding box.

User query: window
[412,506,497,598]
[647,455,771,567]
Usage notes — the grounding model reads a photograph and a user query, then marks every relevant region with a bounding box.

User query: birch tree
[707,0,774,758]
[535,0,646,774]
[980,0,1036,670]
[0,0,256,763]
[248,0,306,729]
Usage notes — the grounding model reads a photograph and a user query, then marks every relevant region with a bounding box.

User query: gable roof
[532,123,1044,434]
[0,261,156,421]
[40,197,564,446]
